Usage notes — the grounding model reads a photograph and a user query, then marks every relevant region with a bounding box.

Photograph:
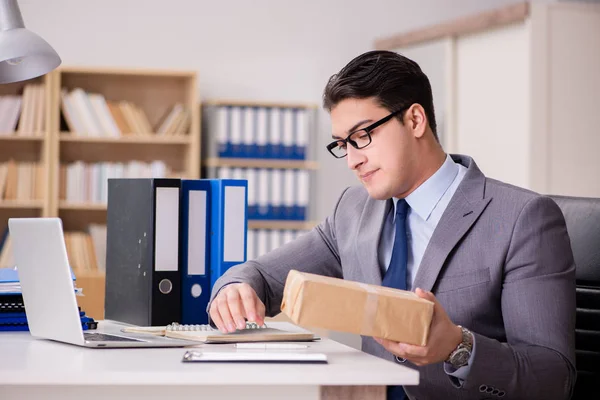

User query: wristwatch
[446,325,473,368]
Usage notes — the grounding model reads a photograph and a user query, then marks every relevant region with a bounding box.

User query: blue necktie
[382,199,409,400]
[382,199,409,290]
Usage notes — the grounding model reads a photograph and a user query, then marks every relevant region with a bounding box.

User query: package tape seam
[357,282,379,335]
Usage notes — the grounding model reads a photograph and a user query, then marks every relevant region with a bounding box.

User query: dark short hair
[322,50,438,141]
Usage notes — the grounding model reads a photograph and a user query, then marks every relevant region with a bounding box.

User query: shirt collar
[392,154,459,221]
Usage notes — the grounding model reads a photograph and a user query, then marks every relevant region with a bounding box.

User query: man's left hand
[374,288,463,366]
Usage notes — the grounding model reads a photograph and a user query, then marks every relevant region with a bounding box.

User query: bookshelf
[50,67,200,220]
[0,74,53,271]
[44,66,201,319]
[201,99,320,261]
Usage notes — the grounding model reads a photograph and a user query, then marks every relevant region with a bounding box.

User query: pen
[234,343,309,349]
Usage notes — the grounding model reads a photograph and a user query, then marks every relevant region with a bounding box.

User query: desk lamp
[0,0,60,83]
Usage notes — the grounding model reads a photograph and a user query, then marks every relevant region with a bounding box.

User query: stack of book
[63,225,107,275]
[59,160,169,204]
[0,83,46,136]
[0,267,97,331]
[0,160,44,202]
[60,88,190,137]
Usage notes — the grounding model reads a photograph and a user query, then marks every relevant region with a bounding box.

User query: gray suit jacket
[209,154,576,400]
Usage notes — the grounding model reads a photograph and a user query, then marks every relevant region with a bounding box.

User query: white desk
[0,321,418,400]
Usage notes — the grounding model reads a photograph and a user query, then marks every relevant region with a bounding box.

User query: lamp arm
[0,0,25,31]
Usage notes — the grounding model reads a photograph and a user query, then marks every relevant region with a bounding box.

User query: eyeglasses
[326,107,407,159]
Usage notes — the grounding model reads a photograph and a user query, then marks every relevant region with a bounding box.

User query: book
[0,309,97,331]
[121,321,317,344]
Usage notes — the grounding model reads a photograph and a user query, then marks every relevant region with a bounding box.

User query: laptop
[8,217,195,348]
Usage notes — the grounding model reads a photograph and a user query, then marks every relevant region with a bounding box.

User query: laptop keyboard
[84,332,144,342]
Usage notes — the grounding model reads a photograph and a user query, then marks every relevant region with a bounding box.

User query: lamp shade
[0,0,61,84]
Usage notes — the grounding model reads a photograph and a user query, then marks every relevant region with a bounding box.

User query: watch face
[452,348,470,367]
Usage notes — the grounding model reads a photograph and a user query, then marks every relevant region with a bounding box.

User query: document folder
[180,179,211,325]
[105,178,182,326]
[207,179,248,288]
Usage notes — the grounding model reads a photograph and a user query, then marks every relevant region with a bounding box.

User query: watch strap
[446,325,473,366]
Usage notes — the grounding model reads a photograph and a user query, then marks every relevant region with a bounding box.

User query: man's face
[330,97,416,200]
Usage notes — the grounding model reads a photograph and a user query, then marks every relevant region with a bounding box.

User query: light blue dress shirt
[378,154,474,383]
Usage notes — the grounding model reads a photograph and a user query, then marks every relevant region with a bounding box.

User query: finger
[377,338,404,355]
[415,288,444,320]
[255,299,266,326]
[226,289,248,330]
[397,343,427,358]
[238,284,259,323]
[217,292,236,333]
[376,338,428,360]
[209,302,225,332]
[415,287,436,302]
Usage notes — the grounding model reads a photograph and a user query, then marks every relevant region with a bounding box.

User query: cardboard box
[280,270,434,346]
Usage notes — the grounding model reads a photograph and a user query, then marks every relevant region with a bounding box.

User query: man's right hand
[209,283,266,333]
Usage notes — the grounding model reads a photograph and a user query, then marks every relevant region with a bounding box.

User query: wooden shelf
[58,204,316,229]
[59,133,191,169]
[59,133,191,145]
[58,202,107,230]
[59,202,106,211]
[58,66,197,78]
[0,135,44,142]
[58,204,316,231]
[203,99,318,109]
[204,158,319,170]
[0,200,44,209]
[248,220,318,230]
[74,271,105,279]
[0,135,45,162]
[0,200,45,227]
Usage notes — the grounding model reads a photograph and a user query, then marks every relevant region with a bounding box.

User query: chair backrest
[548,195,600,399]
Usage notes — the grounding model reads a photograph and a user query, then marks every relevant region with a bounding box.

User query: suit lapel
[412,195,491,292]
[412,155,492,292]
[355,197,392,286]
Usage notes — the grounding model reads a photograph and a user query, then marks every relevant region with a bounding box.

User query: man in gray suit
[207,51,576,400]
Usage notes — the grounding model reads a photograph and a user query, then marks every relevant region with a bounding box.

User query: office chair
[549,195,600,399]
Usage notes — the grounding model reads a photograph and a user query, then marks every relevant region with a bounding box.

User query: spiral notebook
[121,322,317,344]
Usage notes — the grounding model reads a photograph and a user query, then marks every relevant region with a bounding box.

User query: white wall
[454,22,531,189]
[19,0,537,223]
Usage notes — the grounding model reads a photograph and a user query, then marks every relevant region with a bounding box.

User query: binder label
[155,187,180,272]
[223,186,246,262]
[188,190,207,275]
